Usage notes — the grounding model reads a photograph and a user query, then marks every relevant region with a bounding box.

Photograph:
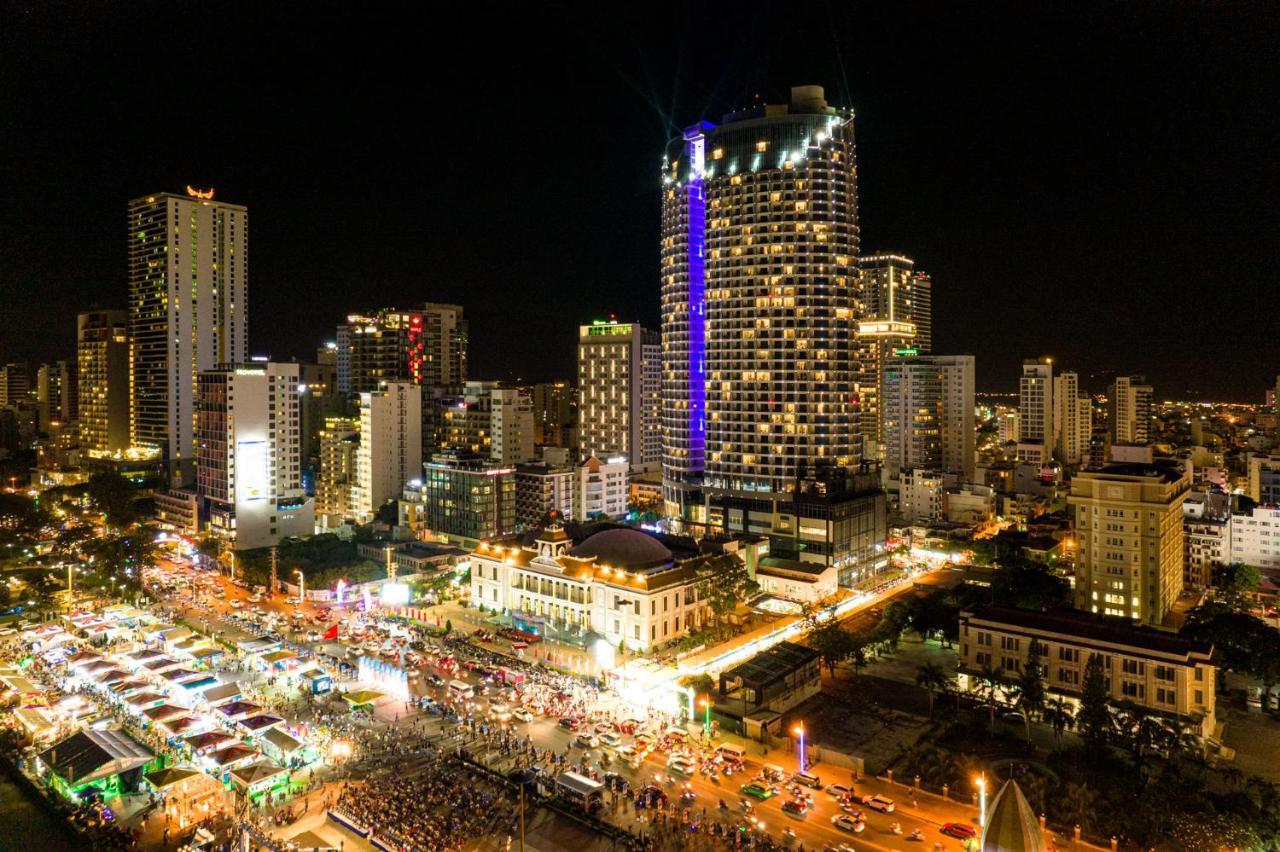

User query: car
[825,784,853,798]
[831,814,865,833]
[666,756,695,775]
[792,770,822,789]
[594,721,615,734]
[512,708,533,722]
[230,600,244,609]
[740,783,775,800]
[781,799,809,818]
[575,733,598,748]
[941,823,979,840]
[559,717,580,731]
[860,793,895,813]
[427,673,444,686]
[618,718,642,734]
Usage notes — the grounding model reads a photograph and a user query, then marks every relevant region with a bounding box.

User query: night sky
[3,2,1277,400]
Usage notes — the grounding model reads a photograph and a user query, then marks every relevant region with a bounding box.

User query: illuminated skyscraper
[1017,358,1054,464]
[577,320,660,471]
[858,254,932,353]
[661,85,860,518]
[77,310,130,454]
[128,189,248,484]
[335,303,467,398]
[1108,375,1153,446]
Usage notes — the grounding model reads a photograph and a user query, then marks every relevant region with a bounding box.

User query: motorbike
[908,828,925,841]
[891,822,903,835]
[719,799,728,810]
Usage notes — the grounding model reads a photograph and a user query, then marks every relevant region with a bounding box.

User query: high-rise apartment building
[1016,359,1054,464]
[128,189,248,484]
[0,363,31,407]
[1069,461,1189,626]
[400,450,515,544]
[576,454,630,520]
[529,381,576,447]
[1053,371,1091,466]
[858,254,932,353]
[335,304,468,398]
[316,416,359,529]
[489,386,535,465]
[577,320,660,471]
[354,381,422,523]
[515,462,575,529]
[881,354,975,481]
[661,85,860,514]
[77,310,131,455]
[855,320,916,460]
[1109,375,1153,446]
[196,362,314,550]
[35,361,76,431]
[996,406,1020,445]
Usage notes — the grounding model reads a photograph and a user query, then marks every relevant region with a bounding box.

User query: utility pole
[385,543,397,583]
[270,546,278,597]
[519,784,525,852]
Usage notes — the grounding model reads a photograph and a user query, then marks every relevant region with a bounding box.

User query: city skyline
[3,4,1278,401]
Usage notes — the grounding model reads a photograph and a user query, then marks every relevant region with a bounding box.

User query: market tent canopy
[184,731,236,753]
[342,690,384,707]
[142,704,188,722]
[144,765,200,790]
[230,758,286,788]
[201,682,240,705]
[38,728,152,786]
[260,650,297,664]
[262,728,304,755]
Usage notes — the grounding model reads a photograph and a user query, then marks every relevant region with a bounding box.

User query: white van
[448,680,475,699]
[715,743,747,764]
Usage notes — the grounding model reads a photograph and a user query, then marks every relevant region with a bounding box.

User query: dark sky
[3,1,1278,400]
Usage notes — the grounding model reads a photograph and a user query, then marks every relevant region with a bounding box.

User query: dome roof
[981,780,1047,852]
[569,528,673,569]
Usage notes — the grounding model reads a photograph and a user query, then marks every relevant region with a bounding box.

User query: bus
[448,680,475,700]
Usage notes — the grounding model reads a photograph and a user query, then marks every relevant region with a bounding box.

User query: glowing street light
[698,695,712,739]
[295,569,305,603]
[794,722,806,773]
[976,773,987,828]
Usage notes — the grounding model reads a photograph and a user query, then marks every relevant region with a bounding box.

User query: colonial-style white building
[470,525,740,653]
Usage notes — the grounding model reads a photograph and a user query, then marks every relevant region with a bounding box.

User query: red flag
[323,624,338,640]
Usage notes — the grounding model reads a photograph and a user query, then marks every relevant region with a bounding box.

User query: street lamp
[976,773,987,828]
[295,569,305,604]
[794,722,806,773]
[698,695,712,740]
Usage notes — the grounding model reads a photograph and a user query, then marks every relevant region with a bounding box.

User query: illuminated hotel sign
[185,185,215,200]
[857,320,917,337]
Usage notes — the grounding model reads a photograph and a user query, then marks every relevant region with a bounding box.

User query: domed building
[981,780,1048,852]
[470,523,744,653]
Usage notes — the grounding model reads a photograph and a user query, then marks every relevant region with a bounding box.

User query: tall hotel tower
[129,188,247,484]
[661,86,866,529]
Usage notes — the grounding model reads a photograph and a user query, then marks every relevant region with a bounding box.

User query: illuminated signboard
[381,582,410,606]
[236,440,269,501]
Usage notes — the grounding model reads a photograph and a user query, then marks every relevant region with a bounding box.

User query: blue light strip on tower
[683,122,713,474]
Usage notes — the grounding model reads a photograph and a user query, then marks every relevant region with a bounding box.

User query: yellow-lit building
[1068,461,1189,626]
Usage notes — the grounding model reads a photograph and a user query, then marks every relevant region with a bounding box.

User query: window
[633,624,640,640]
[1194,689,1203,705]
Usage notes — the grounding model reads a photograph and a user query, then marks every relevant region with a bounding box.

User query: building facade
[515,462,575,529]
[315,416,359,529]
[857,253,932,353]
[196,362,314,549]
[354,381,422,523]
[529,381,576,447]
[881,353,974,481]
[1016,359,1053,465]
[1229,505,1280,571]
[576,455,629,520]
[470,526,736,652]
[1053,371,1091,467]
[958,607,1216,738]
[77,310,131,455]
[661,85,859,515]
[128,190,248,484]
[577,320,660,472]
[488,386,535,465]
[1069,461,1189,626]
[1108,375,1153,447]
[400,451,515,544]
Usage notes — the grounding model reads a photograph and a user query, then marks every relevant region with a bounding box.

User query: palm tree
[916,662,950,719]
[1059,782,1098,834]
[1042,696,1076,748]
[976,663,1005,734]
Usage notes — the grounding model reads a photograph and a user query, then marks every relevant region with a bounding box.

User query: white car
[599,731,622,748]
[575,733,599,748]
[666,756,695,775]
[230,600,244,609]
[860,793,896,813]
[512,708,533,722]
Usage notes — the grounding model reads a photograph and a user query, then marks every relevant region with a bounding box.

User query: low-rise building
[958,606,1216,739]
[1229,504,1280,571]
[469,524,738,652]
[400,451,516,546]
[754,556,839,604]
[154,488,199,537]
[515,462,575,529]
[576,455,628,520]
[899,468,951,524]
[717,641,820,730]
[943,483,996,525]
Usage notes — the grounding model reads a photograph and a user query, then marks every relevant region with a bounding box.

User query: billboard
[236,440,269,501]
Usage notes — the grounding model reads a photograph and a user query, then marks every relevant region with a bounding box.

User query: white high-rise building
[355,381,422,523]
[1053,371,1092,466]
[489,386,535,465]
[577,320,660,472]
[1017,359,1054,465]
[937,356,975,481]
[129,189,248,484]
[858,254,933,353]
[576,455,630,520]
[196,362,314,550]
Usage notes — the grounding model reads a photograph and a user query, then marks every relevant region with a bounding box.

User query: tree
[1212,562,1262,610]
[915,662,950,718]
[1079,652,1111,751]
[1042,695,1075,748]
[694,555,759,637]
[1059,782,1098,834]
[1010,639,1046,743]
[990,561,1071,611]
[374,500,399,527]
[444,619,453,635]
[87,470,138,528]
[806,616,856,678]
[976,663,1005,734]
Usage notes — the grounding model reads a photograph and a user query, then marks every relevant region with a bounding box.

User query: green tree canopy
[87,469,138,528]
[1079,652,1111,751]
[1211,562,1262,610]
